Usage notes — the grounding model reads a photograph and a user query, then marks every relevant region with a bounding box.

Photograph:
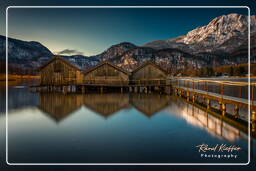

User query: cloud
[56,49,84,56]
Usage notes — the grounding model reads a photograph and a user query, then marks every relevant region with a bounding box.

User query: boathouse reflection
[38,93,171,121]
[83,93,130,118]
[38,93,84,121]
[130,94,171,117]
[38,93,245,142]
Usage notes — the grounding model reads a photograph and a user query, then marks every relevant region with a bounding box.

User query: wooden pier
[171,78,256,133]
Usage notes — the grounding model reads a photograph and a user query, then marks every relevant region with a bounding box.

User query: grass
[0,73,39,81]
[0,73,40,86]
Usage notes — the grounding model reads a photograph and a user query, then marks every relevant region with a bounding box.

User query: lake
[0,83,252,164]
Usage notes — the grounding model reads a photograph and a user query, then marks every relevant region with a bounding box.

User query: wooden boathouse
[38,57,171,93]
[39,56,84,92]
[83,61,130,93]
[130,61,169,93]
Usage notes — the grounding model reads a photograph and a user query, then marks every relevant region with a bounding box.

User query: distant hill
[0,35,53,61]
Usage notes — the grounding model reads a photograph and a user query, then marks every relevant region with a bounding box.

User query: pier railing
[171,78,255,104]
[170,78,256,125]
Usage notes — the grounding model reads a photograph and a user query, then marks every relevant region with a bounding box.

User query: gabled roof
[39,56,81,71]
[83,61,130,75]
[132,61,167,74]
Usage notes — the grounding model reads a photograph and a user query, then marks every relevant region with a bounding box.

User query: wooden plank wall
[84,63,129,85]
[40,59,83,86]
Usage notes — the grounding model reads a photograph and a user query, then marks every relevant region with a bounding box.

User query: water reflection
[84,93,130,118]
[38,93,84,122]
[38,93,171,120]
[4,90,249,163]
[37,92,247,142]
[130,94,171,117]
[164,98,246,142]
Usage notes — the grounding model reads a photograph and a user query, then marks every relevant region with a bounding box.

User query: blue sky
[0,0,254,56]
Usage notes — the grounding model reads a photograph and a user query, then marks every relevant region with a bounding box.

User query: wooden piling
[234,104,239,119]
[134,87,138,93]
[63,86,67,94]
[129,86,133,93]
[222,103,226,116]
[252,111,256,133]
[207,99,211,110]
[192,94,196,103]
[219,101,222,111]
[82,86,85,94]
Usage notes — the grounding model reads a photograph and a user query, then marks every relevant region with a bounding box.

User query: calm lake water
[0,84,253,164]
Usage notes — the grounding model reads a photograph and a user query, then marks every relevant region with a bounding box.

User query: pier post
[234,104,239,119]
[63,86,67,94]
[134,87,138,93]
[145,87,148,94]
[140,87,143,93]
[192,94,196,103]
[121,87,123,93]
[222,103,226,116]
[252,111,256,133]
[100,87,103,94]
[207,99,211,110]
[187,91,190,101]
[72,85,76,92]
[129,86,133,93]
[148,86,151,94]
[82,86,85,94]
[219,101,222,112]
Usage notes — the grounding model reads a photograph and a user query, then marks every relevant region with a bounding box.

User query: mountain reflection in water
[37,93,246,142]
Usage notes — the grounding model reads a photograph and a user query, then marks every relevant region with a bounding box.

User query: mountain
[0,35,54,72]
[0,35,100,73]
[108,47,208,72]
[96,42,137,61]
[0,13,254,75]
[144,14,256,56]
[92,42,208,72]
[0,35,53,62]
[58,55,99,69]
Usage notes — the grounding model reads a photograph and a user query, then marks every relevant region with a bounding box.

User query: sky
[0,0,254,56]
